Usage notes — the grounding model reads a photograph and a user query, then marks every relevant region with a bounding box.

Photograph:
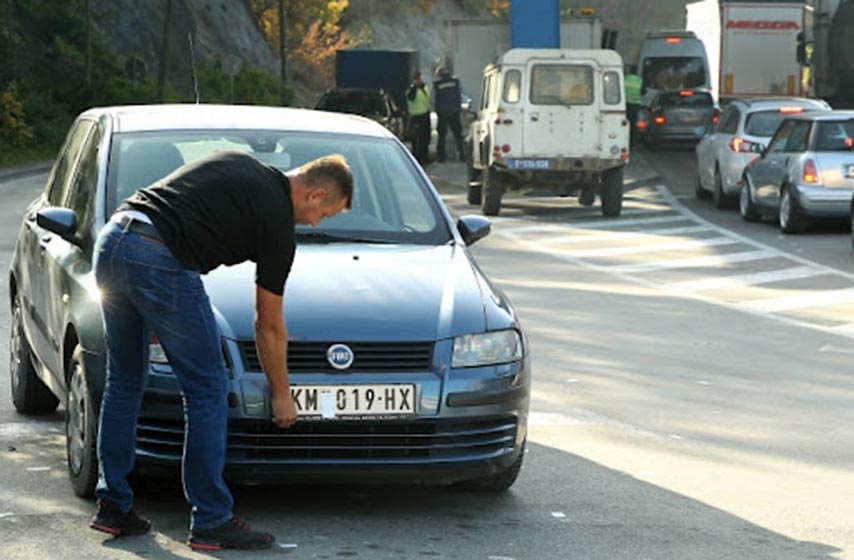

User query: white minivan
[637,30,711,106]
[467,48,629,217]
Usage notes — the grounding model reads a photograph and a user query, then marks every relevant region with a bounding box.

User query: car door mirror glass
[457,215,491,245]
[36,207,80,245]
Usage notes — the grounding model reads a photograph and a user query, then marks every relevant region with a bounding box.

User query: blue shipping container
[510,0,560,48]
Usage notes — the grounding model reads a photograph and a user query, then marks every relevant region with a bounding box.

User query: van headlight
[452,330,523,367]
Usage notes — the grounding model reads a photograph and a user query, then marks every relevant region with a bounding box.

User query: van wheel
[66,345,98,498]
[10,294,59,414]
[482,167,504,216]
[600,167,623,218]
[454,442,525,492]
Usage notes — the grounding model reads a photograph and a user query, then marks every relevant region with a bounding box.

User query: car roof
[733,97,830,111]
[81,104,392,138]
[780,110,854,121]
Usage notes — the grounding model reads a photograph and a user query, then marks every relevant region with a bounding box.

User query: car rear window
[744,110,788,137]
[530,64,593,106]
[814,120,854,151]
[657,91,713,107]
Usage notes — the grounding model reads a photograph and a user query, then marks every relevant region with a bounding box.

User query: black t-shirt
[119,151,295,296]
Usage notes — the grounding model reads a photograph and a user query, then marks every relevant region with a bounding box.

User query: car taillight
[679,90,694,97]
[803,159,819,183]
[711,108,721,124]
[637,120,647,130]
[666,37,682,43]
[728,137,755,153]
[779,107,804,114]
[653,110,666,125]
[501,144,511,153]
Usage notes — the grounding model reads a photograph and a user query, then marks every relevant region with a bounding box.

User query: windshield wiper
[296,231,395,244]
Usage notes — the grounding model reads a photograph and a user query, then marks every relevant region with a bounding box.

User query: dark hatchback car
[316,87,406,139]
[9,104,530,498]
[638,89,720,146]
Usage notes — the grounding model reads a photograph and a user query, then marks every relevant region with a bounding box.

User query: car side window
[66,125,102,238]
[784,121,811,152]
[767,120,796,153]
[602,71,621,105]
[721,107,740,134]
[503,70,521,103]
[45,119,94,206]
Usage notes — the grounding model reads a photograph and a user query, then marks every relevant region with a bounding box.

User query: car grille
[136,416,517,463]
[237,341,434,373]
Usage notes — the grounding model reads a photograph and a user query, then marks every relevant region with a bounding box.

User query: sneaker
[90,500,151,536]
[188,517,275,551]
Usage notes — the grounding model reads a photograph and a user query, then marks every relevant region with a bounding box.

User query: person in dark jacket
[432,68,466,163]
[406,71,431,166]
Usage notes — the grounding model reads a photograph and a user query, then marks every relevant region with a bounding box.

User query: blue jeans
[93,219,233,530]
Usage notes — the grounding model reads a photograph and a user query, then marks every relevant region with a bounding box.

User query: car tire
[713,165,735,210]
[600,167,623,218]
[695,175,711,200]
[481,166,503,216]
[10,293,59,414]
[779,184,807,234]
[739,178,760,222]
[454,442,525,492]
[466,153,483,205]
[578,188,596,207]
[66,344,98,498]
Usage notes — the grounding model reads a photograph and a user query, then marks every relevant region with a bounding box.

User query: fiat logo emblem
[327,344,354,370]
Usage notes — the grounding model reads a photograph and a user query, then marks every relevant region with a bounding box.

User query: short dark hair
[301,154,353,209]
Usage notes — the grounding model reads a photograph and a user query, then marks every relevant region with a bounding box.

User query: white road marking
[555,237,738,259]
[543,225,712,246]
[664,266,825,293]
[829,323,854,336]
[609,250,776,274]
[738,287,854,314]
[561,215,688,230]
[551,512,567,519]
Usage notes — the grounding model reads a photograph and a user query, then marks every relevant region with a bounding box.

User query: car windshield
[317,93,386,117]
[106,131,451,245]
[657,91,713,107]
[642,57,706,90]
[744,110,790,137]
[814,120,854,151]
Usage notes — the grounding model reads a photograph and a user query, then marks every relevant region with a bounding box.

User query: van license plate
[844,164,854,178]
[507,159,551,170]
[291,384,416,418]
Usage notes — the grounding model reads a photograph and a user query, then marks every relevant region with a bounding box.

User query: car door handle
[39,235,52,248]
[530,113,539,122]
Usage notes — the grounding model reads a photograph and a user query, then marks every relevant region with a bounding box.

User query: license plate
[844,164,854,178]
[291,384,416,418]
[507,159,552,170]
[679,114,699,124]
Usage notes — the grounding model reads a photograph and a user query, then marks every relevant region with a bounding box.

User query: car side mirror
[751,143,767,155]
[457,215,491,246]
[37,207,81,246]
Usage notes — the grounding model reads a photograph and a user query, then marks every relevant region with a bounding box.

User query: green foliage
[195,58,295,106]
[0,82,35,149]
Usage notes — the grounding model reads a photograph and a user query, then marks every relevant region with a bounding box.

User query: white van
[637,30,711,106]
[467,48,629,217]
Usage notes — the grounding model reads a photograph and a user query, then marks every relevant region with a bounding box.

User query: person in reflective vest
[624,65,643,147]
[406,71,431,166]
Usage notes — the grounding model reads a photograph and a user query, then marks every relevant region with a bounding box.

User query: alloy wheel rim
[67,365,86,475]
[10,301,22,393]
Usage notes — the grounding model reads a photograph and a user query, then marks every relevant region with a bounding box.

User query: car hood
[202,244,491,342]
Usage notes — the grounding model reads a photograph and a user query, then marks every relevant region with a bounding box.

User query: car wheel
[466,152,483,206]
[67,344,98,498]
[10,293,59,414]
[779,184,807,234]
[600,167,623,218]
[578,188,596,207]
[739,178,760,222]
[454,442,525,492]
[481,166,503,216]
[713,165,735,210]
[695,175,711,200]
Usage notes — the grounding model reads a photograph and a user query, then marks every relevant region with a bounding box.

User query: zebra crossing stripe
[737,287,854,314]
[542,225,712,245]
[555,237,739,259]
[609,250,776,274]
[665,266,825,292]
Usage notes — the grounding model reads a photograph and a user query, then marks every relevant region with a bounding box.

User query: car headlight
[452,330,523,368]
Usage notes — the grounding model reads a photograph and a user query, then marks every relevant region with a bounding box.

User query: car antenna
[188,32,200,104]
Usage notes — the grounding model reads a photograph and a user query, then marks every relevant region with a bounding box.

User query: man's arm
[255,285,297,428]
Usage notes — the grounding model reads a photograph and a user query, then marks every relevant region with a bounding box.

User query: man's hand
[272,391,298,429]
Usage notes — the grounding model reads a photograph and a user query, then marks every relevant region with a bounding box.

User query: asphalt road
[1,156,853,559]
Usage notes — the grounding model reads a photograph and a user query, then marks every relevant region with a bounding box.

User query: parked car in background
[695,97,831,209]
[637,89,719,147]
[316,87,407,139]
[741,111,854,233]
[9,104,530,498]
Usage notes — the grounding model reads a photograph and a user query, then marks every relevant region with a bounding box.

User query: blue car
[8,104,530,497]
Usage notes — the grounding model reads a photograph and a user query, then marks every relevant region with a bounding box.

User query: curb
[0,161,53,182]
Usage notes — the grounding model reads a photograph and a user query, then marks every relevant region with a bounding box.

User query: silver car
[741,111,854,233]
[637,89,720,146]
[695,97,831,209]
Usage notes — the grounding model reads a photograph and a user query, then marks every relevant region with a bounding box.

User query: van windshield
[530,64,593,106]
[641,57,706,91]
